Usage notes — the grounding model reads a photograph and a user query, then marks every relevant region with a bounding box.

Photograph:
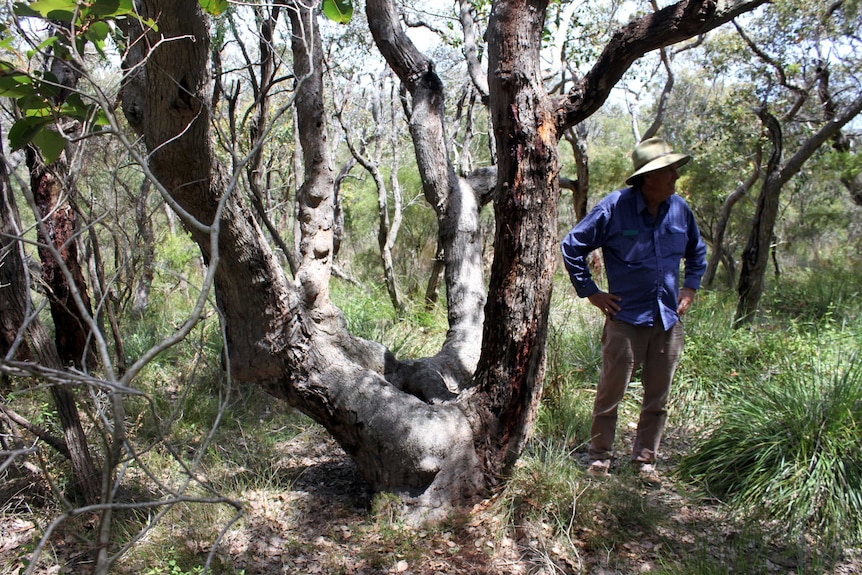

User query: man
[560,137,707,479]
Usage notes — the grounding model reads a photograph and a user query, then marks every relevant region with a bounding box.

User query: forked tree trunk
[122,0,776,520]
[735,90,862,324]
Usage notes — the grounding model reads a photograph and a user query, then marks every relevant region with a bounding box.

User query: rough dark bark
[472,0,559,475]
[2,146,101,506]
[17,24,101,504]
[27,151,96,369]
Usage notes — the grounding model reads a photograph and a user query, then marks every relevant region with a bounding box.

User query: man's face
[641,164,679,202]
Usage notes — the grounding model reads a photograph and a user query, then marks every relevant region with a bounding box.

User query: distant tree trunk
[337,75,406,315]
[735,88,862,323]
[2,145,101,506]
[562,123,589,222]
[237,4,300,276]
[130,179,155,319]
[703,146,761,288]
[736,109,783,324]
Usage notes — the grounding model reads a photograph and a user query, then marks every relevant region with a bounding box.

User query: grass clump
[676,354,862,547]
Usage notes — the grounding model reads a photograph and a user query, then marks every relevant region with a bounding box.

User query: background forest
[1,0,861,574]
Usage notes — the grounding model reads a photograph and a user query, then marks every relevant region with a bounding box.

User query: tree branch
[559,0,770,130]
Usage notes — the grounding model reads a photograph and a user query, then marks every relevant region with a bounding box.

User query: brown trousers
[588,319,685,464]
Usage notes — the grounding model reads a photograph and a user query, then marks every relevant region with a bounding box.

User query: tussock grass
[676,354,862,546]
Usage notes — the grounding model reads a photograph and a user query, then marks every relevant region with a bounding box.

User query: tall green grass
[676,354,862,546]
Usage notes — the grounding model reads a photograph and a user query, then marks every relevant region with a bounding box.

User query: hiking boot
[635,462,661,486]
[587,459,611,477]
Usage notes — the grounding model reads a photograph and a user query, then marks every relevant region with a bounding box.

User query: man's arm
[682,209,707,291]
[560,206,608,298]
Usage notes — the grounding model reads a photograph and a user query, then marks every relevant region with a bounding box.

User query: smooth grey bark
[366,0,488,389]
[702,147,760,288]
[122,0,482,521]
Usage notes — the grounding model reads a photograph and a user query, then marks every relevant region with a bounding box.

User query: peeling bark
[2,144,101,506]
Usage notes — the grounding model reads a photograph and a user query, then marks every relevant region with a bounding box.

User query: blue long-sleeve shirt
[561,187,707,329]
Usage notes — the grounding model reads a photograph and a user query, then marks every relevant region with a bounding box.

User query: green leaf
[18,94,54,116]
[13,1,41,18]
[59,92,90,119]
[0,70,34,98]
[90,0,135,18]
[85,20,111,45]
[199,0,228,16]
[8,116,50,150]
[27,0,77,21]
[322,0,353,24]
[32,126,67,163]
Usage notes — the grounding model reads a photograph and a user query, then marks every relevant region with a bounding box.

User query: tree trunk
[562,123,590,222]
[702,147,761,288]
[122,0,484,521]
[2,148,101,506]
[119,0,780,521]
[130,179,155,319]
[736,89,862,324]
[27,150,96,369]
[17,27,101,504]
[471,0,559,476]
[735,109,782,324]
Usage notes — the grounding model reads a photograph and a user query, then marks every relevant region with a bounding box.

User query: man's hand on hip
[588,291,622,317]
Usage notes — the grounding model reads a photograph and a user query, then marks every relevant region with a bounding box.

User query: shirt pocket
[659,224,687,258]
[609,230,652,263]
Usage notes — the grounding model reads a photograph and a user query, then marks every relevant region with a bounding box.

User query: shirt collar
[631,185,670,216]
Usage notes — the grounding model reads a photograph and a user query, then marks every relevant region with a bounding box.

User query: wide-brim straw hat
[625,137,691,184]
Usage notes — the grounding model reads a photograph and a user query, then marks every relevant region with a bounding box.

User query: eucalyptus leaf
[86,20,111,44]
[33,127,67,163]
[90,0,134,18]
[7,116,50,150]
[322,0,353,24]
[27,0,77,21]
[0,72,34,98]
